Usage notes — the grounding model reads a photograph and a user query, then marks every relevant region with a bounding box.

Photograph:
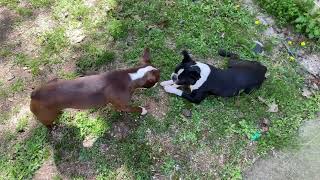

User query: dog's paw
[140,106,148,115]
[164,86,183,96]
[160,80,174,87]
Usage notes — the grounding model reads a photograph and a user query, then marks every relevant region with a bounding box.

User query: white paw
[160,80,174,87]
[140,106,148,115]
[164,86,183,96]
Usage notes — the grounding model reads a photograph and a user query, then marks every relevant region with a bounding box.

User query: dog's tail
[182,50,192,62]
[218,49,240,59]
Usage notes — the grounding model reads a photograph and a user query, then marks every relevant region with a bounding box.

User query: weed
[161,156,176,175]
[29,0,53,8]
[2,130,16,144]
[58,71,78,80]
[10,79,24,93]
[76,44,115,73]
[40,27,68,55]
[107,19,128,40]
[74,112,109,138]
[14,53,41,75]
[0,80,8,99]
[16,7,33,17]
[52,0,90,23]
[16,116,29,132]
[0,48,12,58]
[0,0,33,17]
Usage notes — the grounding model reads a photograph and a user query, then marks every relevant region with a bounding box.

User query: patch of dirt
[189,147,219,175]
[33,158,60,180]
[58,161,96,179]
[147,131,176,155]
[110,120,134,140]
[300,54,320,76]
[66,28,86,44]
[114,165,135,180]
[146,90,169,119]
[0,7,17,44]
[8,9,56,57]
[0,103,30,132]
[84,0,98,8]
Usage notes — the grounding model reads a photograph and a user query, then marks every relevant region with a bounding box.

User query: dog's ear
[140,48,151,65]
[181,50,193,63]
[190,70,200,79]
[189,67,201,84]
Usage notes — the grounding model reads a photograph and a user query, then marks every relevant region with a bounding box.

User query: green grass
[10,79,24,93]
[0,0,33,17]
[0,127,49,179]
[16,116,29,132]
[40,27,69,55]
[0,0,319,179]
[29,0,53,8]
[76,44,115,73]
[14,53,41,75]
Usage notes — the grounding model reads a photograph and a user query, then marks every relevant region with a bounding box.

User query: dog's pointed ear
[140,48,151,65]
[181,50,193,63]
[190,67,201,80]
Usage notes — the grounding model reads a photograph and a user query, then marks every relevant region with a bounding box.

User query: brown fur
[30,48,160,128]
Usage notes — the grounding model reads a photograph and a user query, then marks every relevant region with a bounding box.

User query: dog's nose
[172,74,177,81]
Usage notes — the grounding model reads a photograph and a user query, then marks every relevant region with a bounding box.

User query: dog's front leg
[164,86,207,104]
[160,80,174,87]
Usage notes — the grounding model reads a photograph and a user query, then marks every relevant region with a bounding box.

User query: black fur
[172,50,267,104]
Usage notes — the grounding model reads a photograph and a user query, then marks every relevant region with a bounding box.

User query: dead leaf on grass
[258,96,279,113]
[268,102,278,113]
[302,87,313,98]
[82,135,98,148]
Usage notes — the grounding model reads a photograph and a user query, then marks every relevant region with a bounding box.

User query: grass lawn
[0,0,319,179]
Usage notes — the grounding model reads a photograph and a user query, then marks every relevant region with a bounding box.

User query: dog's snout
[172,74,177,81]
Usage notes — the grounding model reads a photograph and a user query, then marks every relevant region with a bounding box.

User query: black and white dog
[160,50,267,104]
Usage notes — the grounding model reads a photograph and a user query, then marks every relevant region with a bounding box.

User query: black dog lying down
[160,50,267,104]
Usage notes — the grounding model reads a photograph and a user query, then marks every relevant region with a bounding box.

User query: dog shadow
[48,112,142,178]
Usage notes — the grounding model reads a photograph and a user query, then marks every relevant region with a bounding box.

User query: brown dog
[30,48,160,128]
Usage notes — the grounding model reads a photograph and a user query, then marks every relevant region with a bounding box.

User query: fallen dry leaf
[268,102,278,113]
[258,96,279,113]
[82,135,98,148]
[302,87,313,98]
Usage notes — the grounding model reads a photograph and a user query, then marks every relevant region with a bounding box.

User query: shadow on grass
[48,111,153,179]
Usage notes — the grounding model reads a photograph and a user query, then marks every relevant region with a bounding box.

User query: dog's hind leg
[244,84,262,94]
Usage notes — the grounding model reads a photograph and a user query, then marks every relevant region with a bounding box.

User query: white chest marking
[190,62,211,91]
[129,66,157,80]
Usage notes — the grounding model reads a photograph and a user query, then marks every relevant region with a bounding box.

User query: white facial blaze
[177,69,184,75]
[129,66,157,81]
